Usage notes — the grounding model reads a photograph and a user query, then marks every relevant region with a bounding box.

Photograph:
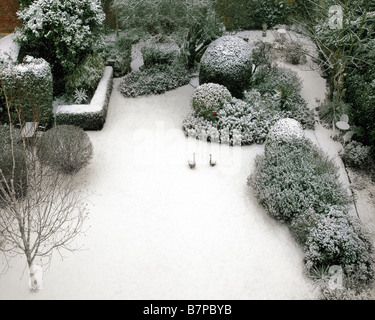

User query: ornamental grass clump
[199,36,253,98]
[37,125,93,175]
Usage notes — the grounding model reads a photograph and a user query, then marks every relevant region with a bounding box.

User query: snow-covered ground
[2,29,367,300]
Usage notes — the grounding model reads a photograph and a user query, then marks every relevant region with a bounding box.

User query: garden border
[53,66,113,130]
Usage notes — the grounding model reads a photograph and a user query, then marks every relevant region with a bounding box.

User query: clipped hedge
[199,35,253,98]
[0,55,53,127]
[54,66,113,130]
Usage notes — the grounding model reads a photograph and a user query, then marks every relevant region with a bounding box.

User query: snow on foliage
[16,0,105,73]
[192,83,232,119]
[0,55,53,125]
[199,36,253,97]
[266,118,305,145]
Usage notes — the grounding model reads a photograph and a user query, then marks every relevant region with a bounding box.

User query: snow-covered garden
[1,0,374,300]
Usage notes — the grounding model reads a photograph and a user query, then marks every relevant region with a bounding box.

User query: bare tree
[0,79,89,291]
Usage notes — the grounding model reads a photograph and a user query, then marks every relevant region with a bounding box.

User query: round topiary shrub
[192,83,232,120]
[37,125,93,174]
[199,36,253,98]
[266,118,305,147]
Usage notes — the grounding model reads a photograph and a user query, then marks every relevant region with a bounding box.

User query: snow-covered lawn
[0,76,320,299]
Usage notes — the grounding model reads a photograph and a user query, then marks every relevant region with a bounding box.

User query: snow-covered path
[0,78,318,300]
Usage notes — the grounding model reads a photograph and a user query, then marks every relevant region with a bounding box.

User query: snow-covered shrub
[266,118,305,146]
[283,40,307,65]
[248,137,350,223]
[104,35,132,78]
[141,45,178,69]
[37,125,93,175]
[199,35,253,97]
[249,132,374,283]
[119,64,190,97]
[65,52,105,97]
[0,125,27,202]
[340,141,371,169]
[248,66,314,129]
[16,0,105,92]
[192,83,232,120]
[0,56,53,127]
[303,207,374,282]
[183,93,281,146]
[251,65,302,99]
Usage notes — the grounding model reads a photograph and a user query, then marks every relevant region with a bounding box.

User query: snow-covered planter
[266,118,304,147]
[199,36,253,98]
[192,83,232,120]
[0,55,53,126]
[54,66,113,130]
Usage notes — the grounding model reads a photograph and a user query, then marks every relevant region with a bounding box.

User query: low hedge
[54,66,113,130]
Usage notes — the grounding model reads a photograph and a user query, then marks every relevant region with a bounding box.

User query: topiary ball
[266,118,305,147]
[192,83,232,121]
[199,36,253,98]
[37,125,93,175]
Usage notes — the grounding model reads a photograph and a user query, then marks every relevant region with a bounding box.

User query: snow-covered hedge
[0,55,53,126]
[199,36,253,98]
[192,83,232,120]
[54,66,113,130]
[266,118,305,147]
